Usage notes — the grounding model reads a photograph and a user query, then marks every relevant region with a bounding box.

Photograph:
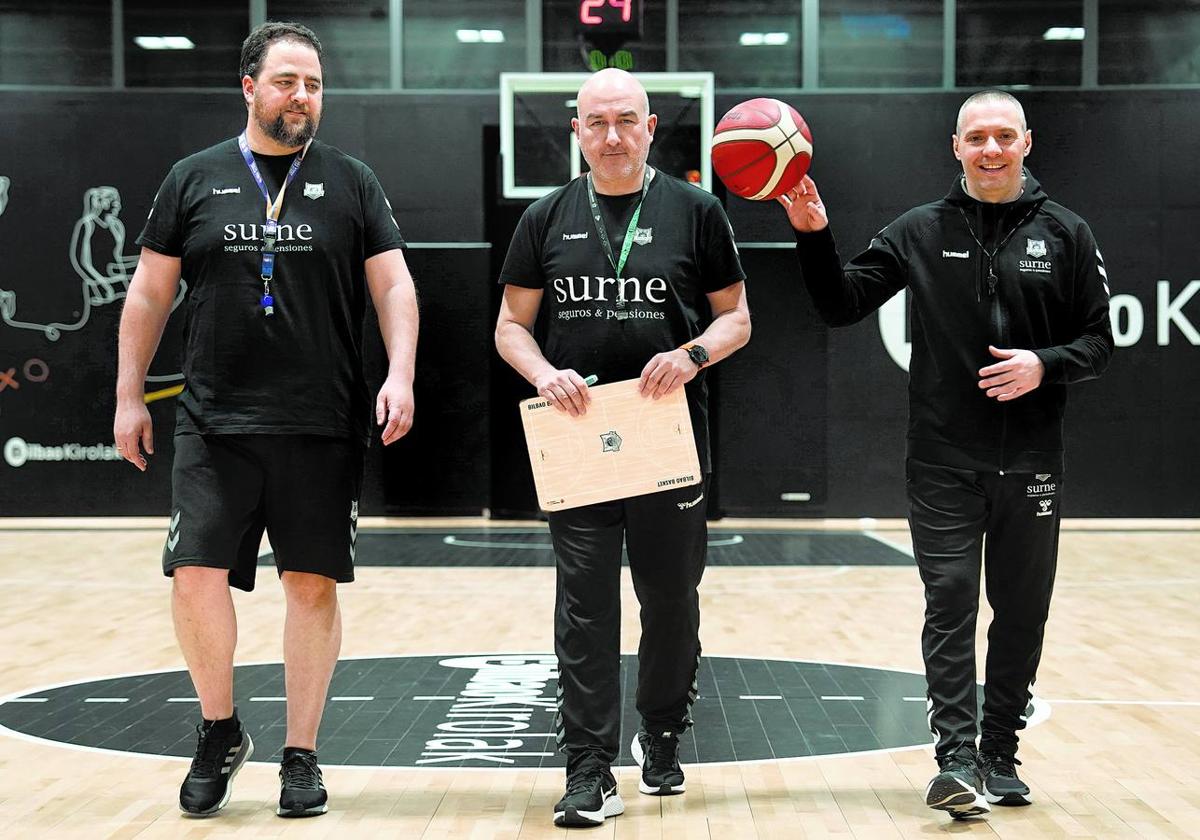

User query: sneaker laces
[938,744,979,773]
[565,772,600,796]
[188,723,225,779]
[981,753,1021,778]
[280,752,322,789]
[644,731,680,774]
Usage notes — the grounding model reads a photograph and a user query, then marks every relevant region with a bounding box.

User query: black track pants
[906,458,1061,760]
[548,479,708,771]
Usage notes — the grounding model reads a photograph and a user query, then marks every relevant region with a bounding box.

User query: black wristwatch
[682,343,709,368]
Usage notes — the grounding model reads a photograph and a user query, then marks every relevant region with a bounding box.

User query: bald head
[956,90,1027,134]
[576,68,650,121]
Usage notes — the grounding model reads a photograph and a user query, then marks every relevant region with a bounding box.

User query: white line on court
[442,536,552,550]
[441,535,746,550]
[7,698,48,703]
[331,696,374,701]
[739,695,783,700]
[84,698,128,703]
[249,696,287,702]
[412,696,456,701]
[902,696,926,702]
[820,696,865,701]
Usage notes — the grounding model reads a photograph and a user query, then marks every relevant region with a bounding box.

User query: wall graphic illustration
[0,181,186,384]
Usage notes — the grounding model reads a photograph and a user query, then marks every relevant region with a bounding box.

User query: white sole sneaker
[180,731,254,817]
[925,774,990,819]
[984,783,1033,806]
[553,792,625,826]
[630,734,686,795]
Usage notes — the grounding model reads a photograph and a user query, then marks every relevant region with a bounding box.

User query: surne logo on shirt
[223,222,314,242]
[222,221,317,254]
[552,275,667,304]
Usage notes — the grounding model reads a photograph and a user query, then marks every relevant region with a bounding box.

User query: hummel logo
[562,232,588,240]
[1035,473,1051,482]
[212,187,241,195]
[166,510,181,552]
[942,249,969,259]
[677,493,705,510]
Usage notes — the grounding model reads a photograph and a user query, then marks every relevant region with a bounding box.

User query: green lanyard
[586,170,651,319]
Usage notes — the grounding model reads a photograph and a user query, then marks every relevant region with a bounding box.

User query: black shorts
[163,433,362,592]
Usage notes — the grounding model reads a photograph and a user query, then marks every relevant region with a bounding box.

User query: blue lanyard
[237,132,311,316]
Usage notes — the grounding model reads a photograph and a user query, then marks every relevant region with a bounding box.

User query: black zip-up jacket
[795,171,1114,473]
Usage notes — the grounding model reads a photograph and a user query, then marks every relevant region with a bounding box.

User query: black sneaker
[924,746,990,820]
[178,715,253,816]
[980,752,1032,806]
[277,748,328,817]
[630,729,686,795]
[553,765,624,827]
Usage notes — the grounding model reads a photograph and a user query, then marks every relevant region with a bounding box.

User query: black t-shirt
[499,171,745,471]
[137,138,406,443]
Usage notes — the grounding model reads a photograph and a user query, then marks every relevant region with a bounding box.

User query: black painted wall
[0,89,1196,518]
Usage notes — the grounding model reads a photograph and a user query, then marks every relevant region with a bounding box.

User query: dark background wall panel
[715,249,829,516]
[356,95,494,243]
[379,247,492,515]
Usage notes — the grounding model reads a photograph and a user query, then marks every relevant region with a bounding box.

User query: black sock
[204,710,239,733]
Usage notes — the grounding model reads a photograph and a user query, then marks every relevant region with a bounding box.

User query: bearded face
[253,91,319,147]
[244,40,324,149]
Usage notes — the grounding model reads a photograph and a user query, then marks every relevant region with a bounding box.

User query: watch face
[688,345,709,365]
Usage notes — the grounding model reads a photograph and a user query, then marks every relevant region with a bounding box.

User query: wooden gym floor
[0,517,1197,838]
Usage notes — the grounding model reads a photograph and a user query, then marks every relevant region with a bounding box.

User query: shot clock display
[575,0,644,42]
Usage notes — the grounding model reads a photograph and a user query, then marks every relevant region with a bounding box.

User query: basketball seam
[714,129,804,180]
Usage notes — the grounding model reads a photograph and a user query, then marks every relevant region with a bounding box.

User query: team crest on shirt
[633,227,653,246]
[303,182,325,200]
[1026,238,1047,258]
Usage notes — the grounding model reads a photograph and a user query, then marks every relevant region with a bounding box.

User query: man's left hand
[639,348,700,399]
[376,377,415,444]
[978,345,1044,401]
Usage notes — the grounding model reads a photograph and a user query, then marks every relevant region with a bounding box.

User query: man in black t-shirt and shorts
[496,68,751,828]
[113,22,418,819]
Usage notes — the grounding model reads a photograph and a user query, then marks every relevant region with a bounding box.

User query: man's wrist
[680,342,709,368]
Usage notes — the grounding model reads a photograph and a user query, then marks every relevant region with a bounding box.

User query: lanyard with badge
[585,169,651,321]
[237,131,312,316]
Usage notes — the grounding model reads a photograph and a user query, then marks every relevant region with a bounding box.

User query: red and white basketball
[711,98,813,201]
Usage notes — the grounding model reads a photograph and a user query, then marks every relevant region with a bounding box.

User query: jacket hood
[945,167,1048,209]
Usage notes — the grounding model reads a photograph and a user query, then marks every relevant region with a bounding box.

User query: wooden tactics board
[519,378,701,511]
